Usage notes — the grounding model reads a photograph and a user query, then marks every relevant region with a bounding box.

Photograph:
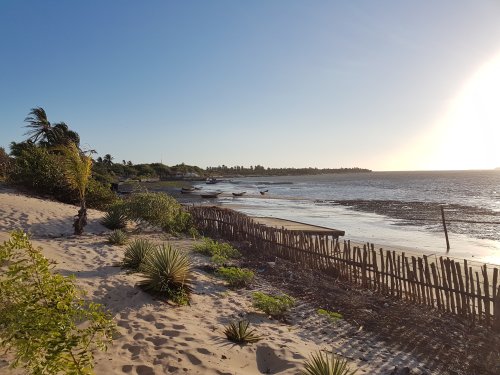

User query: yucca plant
[301,351,357,375]
[107,229,128,245]
[101,207,127,229]
[223,320,261,344]
[138,244,192,305]
[122,238,156,271]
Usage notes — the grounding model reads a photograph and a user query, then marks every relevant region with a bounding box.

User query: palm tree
[103,154,113,166]
[57,142,93,235]
[24,107,80,147]
[48,122,80,147]
[24,107,52,143]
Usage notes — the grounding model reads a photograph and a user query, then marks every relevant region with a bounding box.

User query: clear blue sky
[1,1,500,171]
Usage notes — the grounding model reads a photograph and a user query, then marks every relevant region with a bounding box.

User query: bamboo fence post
[482,265,491,326]
[494,286,500,333]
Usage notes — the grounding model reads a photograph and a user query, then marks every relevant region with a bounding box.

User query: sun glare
[422,52,500,170]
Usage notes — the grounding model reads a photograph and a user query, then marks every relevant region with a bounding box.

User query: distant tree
[9,140,35,158]
[0,147,11,180]
[96,156,103,164]
[23,107,52,143]
[103,154,113,166]
[46,122,80,147]
[23,107,80,147]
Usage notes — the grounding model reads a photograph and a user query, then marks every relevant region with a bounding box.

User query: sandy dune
[0,190,432,374]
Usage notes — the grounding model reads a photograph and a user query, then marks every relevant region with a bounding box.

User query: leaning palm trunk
[74,200,88,235]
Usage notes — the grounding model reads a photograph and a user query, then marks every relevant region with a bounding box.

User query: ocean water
[193,171,500,265]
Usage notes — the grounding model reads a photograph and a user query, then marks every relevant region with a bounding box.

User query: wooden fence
[188,205,500,331]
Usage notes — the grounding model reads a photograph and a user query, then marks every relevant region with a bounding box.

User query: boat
[200,192,222,198]
[181,186,196,193]
[232,191,246,197]
[259,189,268,195]
[206,177,217,184]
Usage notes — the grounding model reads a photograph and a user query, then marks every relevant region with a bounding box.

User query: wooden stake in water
[441,206,450,251]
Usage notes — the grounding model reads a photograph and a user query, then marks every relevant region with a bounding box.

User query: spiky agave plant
[101,207,127,230]
[223,320,261,344]
[301,351,357,375]
[122,238,156,271]
[107,229,128,245]
[138,244,192,304]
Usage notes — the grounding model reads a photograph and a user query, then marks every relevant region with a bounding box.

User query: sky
[1,1,500,171]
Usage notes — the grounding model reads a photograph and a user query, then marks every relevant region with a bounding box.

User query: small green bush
[101,204,128,229]
[301,351,357,375]
[122,238,156,271]
[217,267,254,288]
[252,292,295,319]
[193,238,240,264]
[85,178,118,210]
[223,320,261,344]
[138,244,192,305]
[107,229,128,245]
[0,231,115,374]
[317,309,343,323]
[121,192,194,234]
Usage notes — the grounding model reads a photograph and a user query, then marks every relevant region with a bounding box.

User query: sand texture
[0,190,437,374]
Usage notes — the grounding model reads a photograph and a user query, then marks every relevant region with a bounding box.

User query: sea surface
[193,170,500,265]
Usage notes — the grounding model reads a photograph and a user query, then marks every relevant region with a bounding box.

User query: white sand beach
[0,189,455,374]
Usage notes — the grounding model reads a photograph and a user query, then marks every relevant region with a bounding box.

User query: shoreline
[1,189,499,374]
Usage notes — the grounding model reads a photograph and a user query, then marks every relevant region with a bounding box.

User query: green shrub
[122,238,156,271]
[121,192,193,234]
[223,320,261,344]
[101,204,128,229]
[217,267,255,288]
[0,231,115,374]
[301,351,357,375]
[9,144,68,197]
[193,238,240,264]
[317,309,343,323]
[252,292,295,319]
[85,178,118,210]
[8,144,117,210]
[107,229,128,245]
[138,244,192,305]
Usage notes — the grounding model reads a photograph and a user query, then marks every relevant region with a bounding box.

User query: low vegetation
[193,238,240,264]
[301,351,357,375]
[223,320,261,344]
[317,309,343,323]
[252,291,295,319]
[107,229,128,245]
[100,204,128,229]
[0,231,115,374]
[216,266,255,288]
[138,244,192,305]
[119,192,194,234]
[122,238,156,271]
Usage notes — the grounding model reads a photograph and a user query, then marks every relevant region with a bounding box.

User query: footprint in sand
[146,336,169,346]
[122,365,133,373]
[136,365,155,375]
[186,353,202,366]
[196,348,212,355]
[133,333,145,340]
[161,330,180,338]
[122,343,142,356]
[117,320,131,329]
